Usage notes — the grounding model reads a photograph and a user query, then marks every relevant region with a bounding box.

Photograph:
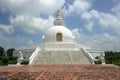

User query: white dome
[43,26,75,43]
[46,26,74,38]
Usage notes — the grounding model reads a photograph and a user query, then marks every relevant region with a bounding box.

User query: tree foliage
[0,46,4,56]
[94,60,102,64]
[7,48,15,56]
[1,56,9,65]
[21,60,29,65]
[105,51,120,66]
[0,46,17,66]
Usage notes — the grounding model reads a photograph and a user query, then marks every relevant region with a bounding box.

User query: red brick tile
[0,64,120,80]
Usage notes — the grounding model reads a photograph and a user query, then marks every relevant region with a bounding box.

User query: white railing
[86,49,104,53]
[29,47,41,64]
[82,47,94,64]
[40,43,80,51]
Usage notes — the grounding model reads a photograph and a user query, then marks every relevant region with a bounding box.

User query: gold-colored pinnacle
[57,8,61,14]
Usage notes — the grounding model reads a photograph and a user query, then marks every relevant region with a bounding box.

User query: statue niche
[56,33,62,41]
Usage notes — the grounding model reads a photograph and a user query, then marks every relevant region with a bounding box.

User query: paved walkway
[0,64,120,80]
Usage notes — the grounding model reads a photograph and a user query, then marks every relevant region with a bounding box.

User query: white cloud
[0,0,65,16]
[0,0,65,35]
[111,1,120,19]
[10,15,54,34]
[99,12,120,30]
[63,0,91,16]
[81,10,120,34]
[79,10,120,50]
[0,24,14,35]
[72,28,120,51]
[0,0,120,51]
[0,29,40,49]
[65,0,120,51]
[81,10,101,20]
[0,33,29,49]
[85,21,94,32]
[0,0,64,35]
[64,0,120,34]
[0,0,65,49]
[71,28,81,40]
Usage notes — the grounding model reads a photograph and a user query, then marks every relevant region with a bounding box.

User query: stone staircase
[69,51,90,64]
[32,51,52,64]
[51,51,71,64]
[31,50,91,64]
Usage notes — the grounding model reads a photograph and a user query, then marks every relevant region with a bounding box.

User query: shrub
[8,56,18,60]
[113,60,120,66]
[0,56,3,60]
[94,60,102,64]
[1,57,8,65]
[0,46,4,56]
[6,48,15,56]
[0,60,3,65]
[95,56,99,59]
[21,60,29,65]
[8,60,17,64]
[105,51,120,65]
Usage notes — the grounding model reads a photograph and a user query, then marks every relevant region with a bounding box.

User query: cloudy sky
[0,0,120,51]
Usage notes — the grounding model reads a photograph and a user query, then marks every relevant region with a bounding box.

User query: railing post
[81,47,94,64]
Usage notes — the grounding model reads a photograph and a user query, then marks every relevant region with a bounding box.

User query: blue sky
[0,0,120,51]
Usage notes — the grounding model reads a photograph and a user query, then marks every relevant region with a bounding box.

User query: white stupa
[29,9,105,64]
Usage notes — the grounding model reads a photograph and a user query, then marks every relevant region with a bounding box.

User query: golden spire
[57,8,61,14]
[54,8,64,26]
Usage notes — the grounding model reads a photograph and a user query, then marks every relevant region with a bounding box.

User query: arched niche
[56,33,62,41]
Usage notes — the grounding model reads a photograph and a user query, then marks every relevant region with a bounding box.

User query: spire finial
[57,8,61,17]
[54,8,64,26]
[57,8,61,14]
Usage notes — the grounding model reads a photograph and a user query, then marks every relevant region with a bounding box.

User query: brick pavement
[0,64,120,80]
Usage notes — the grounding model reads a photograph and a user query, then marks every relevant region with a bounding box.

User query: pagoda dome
[43,9,75,43]
[43,25,74,43]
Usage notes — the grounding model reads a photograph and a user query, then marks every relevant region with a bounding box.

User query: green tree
[1,56,8,65]
[105,51,120,65]
[7,48,15,56]
[0,46,4,56]
[21,60,29,65]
